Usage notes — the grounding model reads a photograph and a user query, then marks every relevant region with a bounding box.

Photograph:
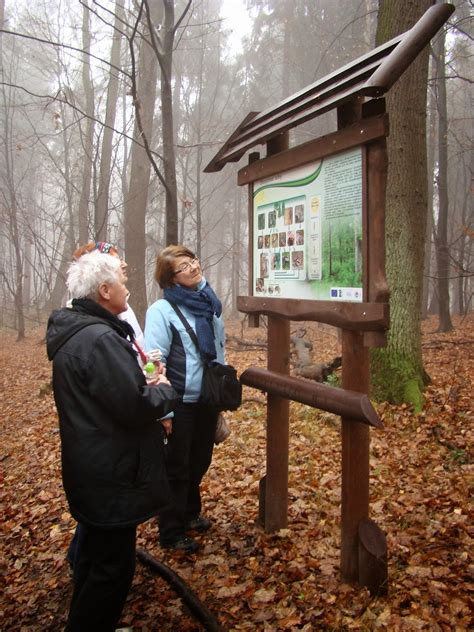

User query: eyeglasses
[173,257,200,275]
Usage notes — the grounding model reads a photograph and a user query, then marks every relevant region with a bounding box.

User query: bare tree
[123,4,159,324]
[95,0,125,241]
[432,21,453,332]
[144,0,192,245]
[77,0,95,244]
[0,80,25,339]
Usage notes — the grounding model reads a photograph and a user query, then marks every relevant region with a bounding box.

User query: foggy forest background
[0,0,472,340]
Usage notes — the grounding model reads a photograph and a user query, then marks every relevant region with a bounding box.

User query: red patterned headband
[95,241,114,254]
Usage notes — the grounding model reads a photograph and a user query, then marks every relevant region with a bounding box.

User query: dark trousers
[159,402,217,546]
[65,524,136,632]
[66,523,83,571]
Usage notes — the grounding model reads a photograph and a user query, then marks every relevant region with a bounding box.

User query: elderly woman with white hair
[46,251,178,632]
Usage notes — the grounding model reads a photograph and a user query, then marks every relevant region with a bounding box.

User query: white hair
[66,250,122,300]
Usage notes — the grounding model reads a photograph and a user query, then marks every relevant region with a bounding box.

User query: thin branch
[172,0,193,38]
[0,28,130,79]
[176,141,225,149]
[0,81,163,161]
[143,0,166,75]
[87,0,134,37]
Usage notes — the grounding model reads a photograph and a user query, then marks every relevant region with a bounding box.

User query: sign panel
[253,147,363,301]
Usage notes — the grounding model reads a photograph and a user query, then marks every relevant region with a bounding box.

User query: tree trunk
[1,71,25,339]
[124,15,159,325]
[0,0,4,54]
[119,83,130,244]
[371,0,432,411]
[281,5,292,98]
[46,98,79,311]
[433,22,453,332]
[194,35,204,257]
[161,0,179,245]
[457,178,469,315]
[95,0,124,241]
[77,1,95,244]
[422,79,436,320]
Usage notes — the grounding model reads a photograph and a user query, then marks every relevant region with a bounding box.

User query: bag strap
[167,301,201,351]
[133,339,148,365]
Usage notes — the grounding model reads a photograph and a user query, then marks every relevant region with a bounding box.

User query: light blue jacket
[144,284,225,403]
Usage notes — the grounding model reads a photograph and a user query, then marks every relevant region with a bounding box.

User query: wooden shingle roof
[204,3,454,173]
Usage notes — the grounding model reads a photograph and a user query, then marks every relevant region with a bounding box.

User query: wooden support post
[340,329,370,582]
[266,132,290,157]
[364,134,390,348]
[261,316,290,532]
[248,151,261,328]
[258,475,266,526]
[259,131,291,532]
[337,97,363,128]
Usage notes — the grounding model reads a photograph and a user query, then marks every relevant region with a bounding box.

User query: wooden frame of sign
[204,3,454,595]
[237,99,390,589]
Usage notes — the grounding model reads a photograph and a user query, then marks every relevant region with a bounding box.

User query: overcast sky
[220,0,253,52]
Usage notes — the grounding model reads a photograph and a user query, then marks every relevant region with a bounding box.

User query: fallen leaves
[0,315,473,630]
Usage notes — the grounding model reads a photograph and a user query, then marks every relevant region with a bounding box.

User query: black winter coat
[46,300,178,528]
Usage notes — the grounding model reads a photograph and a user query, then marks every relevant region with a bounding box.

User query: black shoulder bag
[168,302,242,412]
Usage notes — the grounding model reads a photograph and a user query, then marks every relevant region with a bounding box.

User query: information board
[252,146,363,301]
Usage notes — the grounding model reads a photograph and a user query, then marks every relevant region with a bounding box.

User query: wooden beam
[204,111,259,173]
[366,3,455,94]
[237,37,400,134]
[237,296,389,332]
[219,82,374,168]
[204,4,453,173]
[240,368,383,428]
[237,115,388,186]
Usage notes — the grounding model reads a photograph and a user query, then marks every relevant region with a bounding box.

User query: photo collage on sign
[252,150,362,301]
[255,196,306,294]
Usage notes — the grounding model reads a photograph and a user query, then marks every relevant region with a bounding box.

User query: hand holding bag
[169,302,242,412]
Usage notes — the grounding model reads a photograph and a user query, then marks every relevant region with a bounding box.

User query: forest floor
[0,314,472,631]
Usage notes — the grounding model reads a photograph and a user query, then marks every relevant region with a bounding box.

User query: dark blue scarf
[164,282,222,364]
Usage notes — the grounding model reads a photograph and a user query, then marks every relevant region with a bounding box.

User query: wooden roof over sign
[204,3,454,173]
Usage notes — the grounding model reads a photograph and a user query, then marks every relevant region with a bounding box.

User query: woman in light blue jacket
[145,245,225,553]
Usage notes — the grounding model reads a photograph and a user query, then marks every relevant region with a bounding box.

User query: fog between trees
[0,1,472,397]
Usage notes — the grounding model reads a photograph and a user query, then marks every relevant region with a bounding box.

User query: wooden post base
[258,475,266,527]
[358,518,388,596]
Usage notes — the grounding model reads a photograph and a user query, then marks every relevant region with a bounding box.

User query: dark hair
[155,244,196,289]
